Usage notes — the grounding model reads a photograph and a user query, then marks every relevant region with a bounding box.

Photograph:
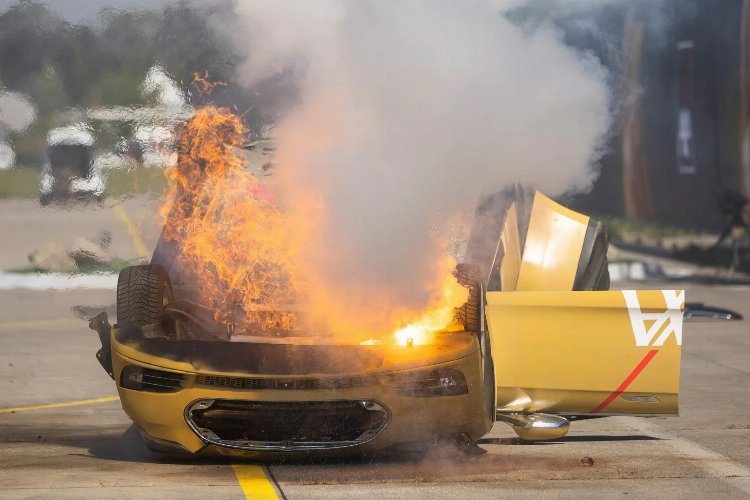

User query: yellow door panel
[516,192,590,291]
[486,289,683,415]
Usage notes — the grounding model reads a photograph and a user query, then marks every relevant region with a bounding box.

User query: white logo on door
[622,290,684,347]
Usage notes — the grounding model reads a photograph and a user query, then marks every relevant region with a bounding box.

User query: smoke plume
[215,0,610,331]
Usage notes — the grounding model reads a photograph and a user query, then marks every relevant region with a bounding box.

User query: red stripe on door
[589,349,659,413]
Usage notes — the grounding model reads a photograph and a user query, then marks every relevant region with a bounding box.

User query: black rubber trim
[573,220,598,289]
[114,327,385,375]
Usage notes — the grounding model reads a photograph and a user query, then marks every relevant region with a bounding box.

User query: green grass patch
[598,216,690,243]
[0,168,38,198]
[105,167,167,197]
[0,166,167,198]
[673,245,750,273]
[8,257,137,274]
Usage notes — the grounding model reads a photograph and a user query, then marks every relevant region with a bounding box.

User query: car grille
[196,374,379,391]
[185,399,390,451]
[195,369,468,397]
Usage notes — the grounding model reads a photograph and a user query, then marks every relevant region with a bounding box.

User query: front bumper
[112,342,489,456]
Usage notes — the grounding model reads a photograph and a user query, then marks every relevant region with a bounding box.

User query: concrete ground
[1,198,749,498]
[0,281,748,499]
[0,196,161,270]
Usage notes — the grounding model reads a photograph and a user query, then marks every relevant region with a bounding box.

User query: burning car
[89,106,683,456]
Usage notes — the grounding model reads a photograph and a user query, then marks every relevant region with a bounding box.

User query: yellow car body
[108,328,491,456]
[488,193,682,420]
[91,191,683,455]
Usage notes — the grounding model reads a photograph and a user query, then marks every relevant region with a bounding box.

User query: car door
[486,288,683,415]
[484,191,683,416]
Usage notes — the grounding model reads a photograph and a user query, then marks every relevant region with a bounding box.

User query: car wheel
[116,265,172,327]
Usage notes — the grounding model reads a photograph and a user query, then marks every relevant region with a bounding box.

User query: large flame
[161,105,307,332]
[393,254,469,346]
[161,103,468,343]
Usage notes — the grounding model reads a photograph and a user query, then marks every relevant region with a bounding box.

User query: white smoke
[217,0,610,319]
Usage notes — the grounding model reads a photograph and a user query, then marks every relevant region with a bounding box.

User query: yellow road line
[0,396,120,414]
[113,203,149,259]
[232,465,281,500]
[0,317,80,329]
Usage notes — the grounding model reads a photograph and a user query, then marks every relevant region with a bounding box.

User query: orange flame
[161,105,307,332]
[161,103,469,343]
[393,255,469,346]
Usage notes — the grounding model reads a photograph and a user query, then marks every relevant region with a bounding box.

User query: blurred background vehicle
[39,125,103,204]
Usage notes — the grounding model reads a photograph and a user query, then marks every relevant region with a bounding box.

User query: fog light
[392,368,468,397]
[121,365,143,391]
[120,365,184,393]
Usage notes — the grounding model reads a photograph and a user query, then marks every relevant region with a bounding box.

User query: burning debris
[160,104,305,333]
[154,0,614,344]
[158,101,467,343]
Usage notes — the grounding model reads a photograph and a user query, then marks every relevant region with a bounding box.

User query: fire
[161,104,307,332]
[161,97,470,343]
[393,255,469,346]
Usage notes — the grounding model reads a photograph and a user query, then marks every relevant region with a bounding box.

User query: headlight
[390,368,468,397]
[120,365,184,393]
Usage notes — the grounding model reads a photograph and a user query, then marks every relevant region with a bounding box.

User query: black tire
[454,263,482,332]
[574,223,610,291]
[117,265,171,327]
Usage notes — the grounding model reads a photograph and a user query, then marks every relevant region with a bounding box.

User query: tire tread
[116,265,169,326]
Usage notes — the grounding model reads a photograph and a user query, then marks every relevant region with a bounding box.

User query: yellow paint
[113,203,149,259]
[0,317,80,329]
[110,338,490,455]
[516,191,589,291]
[499,202,521,291]
[0,396,120,414]
[487,193,682,415]
[232,465,279,500]
[486,289,682,415]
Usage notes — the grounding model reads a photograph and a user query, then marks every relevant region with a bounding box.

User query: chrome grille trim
[184,399,391,451]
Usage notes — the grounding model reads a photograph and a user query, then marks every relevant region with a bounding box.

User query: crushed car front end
[101,322,491,457]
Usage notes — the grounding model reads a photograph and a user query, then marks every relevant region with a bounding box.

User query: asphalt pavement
[1,198,749,499]
[0,281,749,499]
[0,196,161,270]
